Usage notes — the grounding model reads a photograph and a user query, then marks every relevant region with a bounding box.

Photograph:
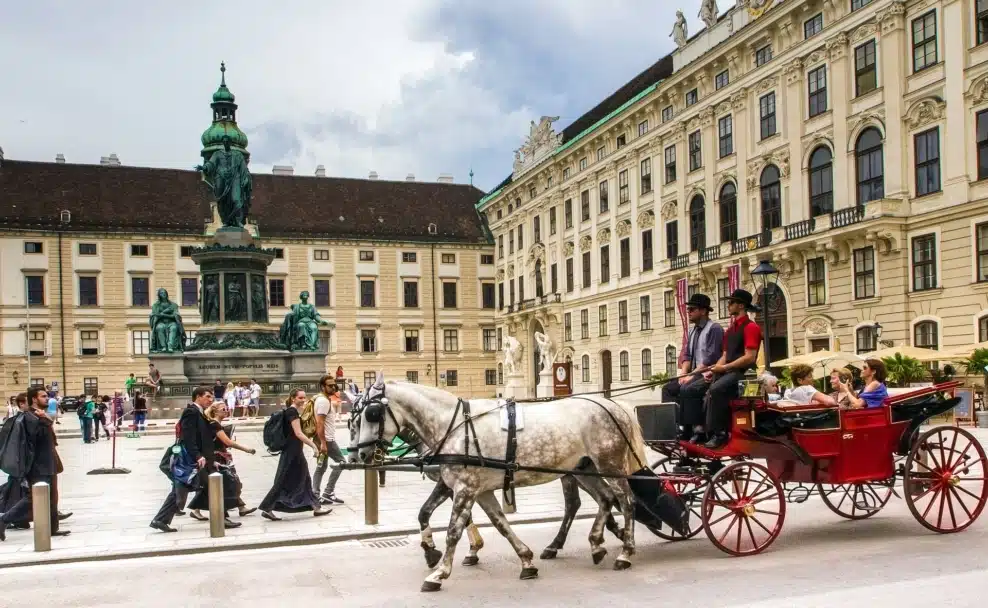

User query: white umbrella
[866,345,942,363]
[775,350,865,379]
[943,341,988,360]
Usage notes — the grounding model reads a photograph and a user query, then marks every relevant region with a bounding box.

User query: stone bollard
[208,473,225,538]
[364,469,379,525]
[32,482,51,552]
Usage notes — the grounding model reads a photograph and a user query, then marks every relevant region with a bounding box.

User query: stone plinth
[503,372,529,400]
[536,369,554,399]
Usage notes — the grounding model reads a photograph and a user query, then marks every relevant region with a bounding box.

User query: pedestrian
[188,402,257,522]
[212,379,226,401]
[248,379,261,419]
[94,396,112,440]
[124,373,136,399]
[46,392,60,425]
[4,397,16,422]
[312,374,345,505]
[111,391,125,429]
[224,382,237,417]
[146,363,162,398]
[149,386,215,534]
[79,394,95,443]
[133,391,148,432]
[259,390,333,521]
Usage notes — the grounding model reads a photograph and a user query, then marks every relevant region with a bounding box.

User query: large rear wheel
[817,481,893,520]
[648,457,705,540]
[701,461,785,556]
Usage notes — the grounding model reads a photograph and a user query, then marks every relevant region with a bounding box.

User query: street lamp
[873,321,893,348]
[750,259,779,368]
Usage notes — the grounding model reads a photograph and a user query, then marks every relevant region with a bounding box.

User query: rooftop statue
[196,135,253,228]
[699,0,719,29]
[671,10,688,49]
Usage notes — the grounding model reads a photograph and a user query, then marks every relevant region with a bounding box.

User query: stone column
[826,33,851,210]
[783,57,805,224]
[877,2,908,199]
[941,0,968,201]
[732,87,750,237]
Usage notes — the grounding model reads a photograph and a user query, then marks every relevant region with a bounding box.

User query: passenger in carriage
[836,358,888,409]
[779,364,837,407]
[828,367,855,409]
[662,293,725,441]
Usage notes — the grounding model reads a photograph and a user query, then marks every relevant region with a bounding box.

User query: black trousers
[663,376,711,428]
[705,371,745,434]
[1,474,59,532]
[152,481,192,525]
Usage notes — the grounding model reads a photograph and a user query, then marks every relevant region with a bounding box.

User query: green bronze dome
[200,122,249,150]
[200,62,249,159]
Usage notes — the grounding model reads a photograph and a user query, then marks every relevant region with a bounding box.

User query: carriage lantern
[750,260,779,366]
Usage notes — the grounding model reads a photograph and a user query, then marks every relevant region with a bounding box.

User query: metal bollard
[32,482,51,552]
[364,469,379,525]
[208,472,225,538]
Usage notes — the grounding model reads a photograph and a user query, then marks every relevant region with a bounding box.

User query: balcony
[670,253,691,270]
[504,293,562,315]
[831,205,865,228]
[731,230,773,255]
[699,244,722,263]
[784,218,816,241]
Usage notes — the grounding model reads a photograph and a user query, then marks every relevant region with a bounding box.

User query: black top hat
[685,293,713,312]
[727,288,762,312]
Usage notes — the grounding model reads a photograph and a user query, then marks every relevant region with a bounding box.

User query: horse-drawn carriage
[635,381,988,556]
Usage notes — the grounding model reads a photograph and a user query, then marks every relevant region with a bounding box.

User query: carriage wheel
[648,457,705,541]
[817,481,893,520]
[701,461,785,556]
[904,426,988,534]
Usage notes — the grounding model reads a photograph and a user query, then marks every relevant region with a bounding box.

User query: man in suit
[149,386,215,533]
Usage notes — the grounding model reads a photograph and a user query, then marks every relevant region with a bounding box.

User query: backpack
[263,409,289,452]
[299,398,318,440]
[77,405,86,419]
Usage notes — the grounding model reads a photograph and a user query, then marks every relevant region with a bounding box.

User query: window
[132,330,150,356]
[666,221,679,259]
[807,258,826,306]
[689,196,706,252]
[579,157,588,171]
[598,305,608,337]
[84,378,99,395]
[28,330,45,356]
[361,329,377,353]
[718,115,733,158]
[529,185,537,199]
[640,158,652,194]
[26,275,44,306]
[534,216,541,243]
[563,167,571,180]
[443,282,457,308]
[980,0,988,45]
[181,277,198,307]
[24,241,43,254]
[853,247,876,299]
[618,301,629,333]
[755,45,773,66]
[665,346,678,376]
[618,171,629,204]
[314,249,330,261]
[406,371,420,384]
[582,251,592,288]
[856,326,877,354]
[359,250,374,261]
[807,66,827,117]
[403,281,418,308]
[979,112,988,181]
[518,275,525,302]
[855,41,877,97]
[482,328,497,352]
[581,355,591,383]
[599,180,609,213]
[981,316,988,342]
[130,244,149,257]
[581,190,591,221]
[664,291,675,327]
[760,166,782,232]
[482,253,496,266]
[597,146,606,162]
[914,321,939,350]
[914,128,941,197]
[580,309,589,339]
[638,120,649,136]
[79,243,97,256]
[517,225,524,250]
[401,252,417,263]
[686,89,698,107]
[509,279,515,305]
[566,258,574,292]
[550,263,558,293]
[664,145,677,183]
[856,128,885,204]
[912,234,937,291]
[498,236,504,259]
[759,93,777,140]
[269,279,285,307]
[273,248,284,259]
[616,134,626,149]
[809,147,834,217]
[483,369,497,386]
[443,329,459,352]
[80,330,100,356]
[614,238,629,279]
[641,349,653,379]
[688,131,702,172]
[642,230,653,272]
[600,245,610,284]
[565,199,573,228]
[715,70,729,90]
[314,279,330,307]
[977,223,988,282]
[717,278,730,319]
[498,283,504,309]
[441,253,456,264]
[912,11,937,73]
[360,280,376,307]
[804,13,823,39]
[79,276,98,307]
[482,283,495,309]
[852,0,874,10]
[564,313,573,341]
[619,351,630,381]
[719,182,738,243]
[549,208,557,235]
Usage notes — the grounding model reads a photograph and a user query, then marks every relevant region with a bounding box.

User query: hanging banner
[728,264,741,293]
[676,278,689,364]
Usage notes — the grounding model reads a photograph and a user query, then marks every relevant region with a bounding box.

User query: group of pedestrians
[212,379,262,419]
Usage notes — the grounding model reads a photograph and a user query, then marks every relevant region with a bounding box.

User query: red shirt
[724,314,763,351]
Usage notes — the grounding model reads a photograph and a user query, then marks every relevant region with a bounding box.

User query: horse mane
[383,380,461,405]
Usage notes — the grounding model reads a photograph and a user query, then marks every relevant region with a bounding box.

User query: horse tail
[614,401,648,475]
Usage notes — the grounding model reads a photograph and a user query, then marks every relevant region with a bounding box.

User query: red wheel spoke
[953,484,985,502]
[750,494,780,506]
[945,431,960,471]
[735,510,744,553]
[947,441,973,474]
[747,513,774,536]
[921,486,942,520]
[743,516,759,551]
[912,459,938,474]
[944,485,958,530]
[716,515,740,545]
[835,487,852,512]
[936,485,947,529]
[706,511,735,528]
[947,485,974,521]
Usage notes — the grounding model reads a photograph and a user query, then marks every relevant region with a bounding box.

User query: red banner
[676,278,689,364]
[728,264,740,293]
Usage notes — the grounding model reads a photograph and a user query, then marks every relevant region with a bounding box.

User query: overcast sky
[0,1,709,192]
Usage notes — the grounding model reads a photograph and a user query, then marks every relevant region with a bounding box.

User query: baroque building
[0,67,497,401]
[479,0,988,399]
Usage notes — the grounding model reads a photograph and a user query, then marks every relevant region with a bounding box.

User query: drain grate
[361,537,409,549]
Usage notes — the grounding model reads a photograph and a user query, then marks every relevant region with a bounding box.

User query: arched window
[808,146,834,217]
[760,165,782,232]
[665,345,677,376]
[980,315,988,342]
[856,127,885,204]
[497,363,503,385]
[689,195,706,252]
[914,320,938,350]
[719,182,737,243]
[581,354,591,383]
[641,348,653,379]
[619,351,630,381]
[856,326,876,354]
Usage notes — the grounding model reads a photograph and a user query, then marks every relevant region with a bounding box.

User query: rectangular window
[483,328,497,352]
[616,134,626,149]
[517,225,524,250]
[912,234,937,291]
[640,295,651,330]
[912,11,938,73]
[407,371,420,384]
[359,250,374,261]
[273,248,284,259]
[718,115,733,158]
[481,254,494,265]
[441,253,456,264]
[564,312,573,341]
[582,251,592,289]
[581,190,590,221]
[664,291,675,327]
[509,280,515,305]
[360,280,375,307]
[641,349,653,379]
[914,127,941,196]
[855,41,877,97]
[581,309,589,339]
[755,45,773,67]
[498,236,504,259]
[715,70,729,90]
[361,329,377,353]
[563,167,571,181]
[664,145,677,183]
[180,245,195,257]
[642,230,653,272]
[313,249,330,261]
[402,252,417,263]
[688,131,702,172]
[130,244,149,257]
[852,0,874,10]
[363,371,377,388]
[23,241,42,254]
[497,328,503,350]
[83,377,99,395]
[498,283,504,309]
[980,112,988,182]
[853,246,876,299]
[979,0,988,45]
[549,208,557,235]
[579,157,588,171]
[181,277,198,307]
[445,370,458,387]
[596,146,606,162]
[807,65,827,117]
[640,158,652,194]
[666,221,679,260]
[662,105,674,123]
[79,243,97,256]
[564,199,573,228]
[566,258,574,292]
[550,263,558,293]
[600,245,610,284]
[443,329,459,352]
[442,282,457,308]
[807,258,826,306]
[79,276,98,307]
[269,279,285,307]
[804,13,823,39]
[403,281,418,308]
[485,369,497,386]
[619,352,630,382]
[314,279,330,307]
[760,92,777,140]
[977,223,988,282]
[28,330,45,356]
[534,216,541,243]
[638,120,649,136]
[618,170,629,204]
[685,88,698,107]
[717,278,730,319]
[619,238,631,278]
[598,305,608,337]
[481,283,496,309]
[132,330,150,356]
[518,276,524,302]
[26,275,44,306]
[529,185,537,199]
[618,301,628,334]
[404,329,421,353]
[599,180,609,213]
[80,330,100,356]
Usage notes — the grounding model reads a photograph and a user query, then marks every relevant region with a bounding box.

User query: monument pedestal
[503,372,529,400]
[536,369,554,399]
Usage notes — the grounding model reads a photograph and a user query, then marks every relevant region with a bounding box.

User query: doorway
[600,350,613,398]
[756,283,789,365]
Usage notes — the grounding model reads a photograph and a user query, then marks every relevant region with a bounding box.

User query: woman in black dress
[260,390,333,521]
[188,402,258,523]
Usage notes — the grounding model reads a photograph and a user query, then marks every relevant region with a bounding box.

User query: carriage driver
[701,289,763,450]
[661,293,724,442]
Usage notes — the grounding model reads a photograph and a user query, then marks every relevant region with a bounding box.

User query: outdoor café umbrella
[865,345,942,363]
[775,350,865,378]
[942,341,988,360]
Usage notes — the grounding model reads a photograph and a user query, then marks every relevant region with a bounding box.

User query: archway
[600,350,613,398]
[755,283,789,365]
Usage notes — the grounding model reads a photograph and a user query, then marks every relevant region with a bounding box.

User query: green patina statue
[196,136,253,227]
[225,275,248,322]
[278,291,329,351]
[149,288,187,353]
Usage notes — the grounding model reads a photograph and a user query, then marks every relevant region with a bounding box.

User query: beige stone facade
[480,0,988,400]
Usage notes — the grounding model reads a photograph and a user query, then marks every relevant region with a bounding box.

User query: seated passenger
[780,364,837,407]
[760,373,782,402]
[828,367,854,409]
[836,358,888,409]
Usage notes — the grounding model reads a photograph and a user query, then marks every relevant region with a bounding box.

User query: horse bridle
[348,386,401,463]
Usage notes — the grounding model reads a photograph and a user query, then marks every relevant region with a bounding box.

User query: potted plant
[962,349,988,422]
[881,354,928,388]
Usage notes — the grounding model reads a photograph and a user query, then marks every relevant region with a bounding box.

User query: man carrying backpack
[311,375,345,505]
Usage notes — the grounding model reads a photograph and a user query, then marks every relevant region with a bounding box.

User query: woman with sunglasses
[187,402,257,522]
[836,358,888,409]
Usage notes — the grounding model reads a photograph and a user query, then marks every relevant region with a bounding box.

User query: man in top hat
[662,293,724,441]
[701,289,763,449]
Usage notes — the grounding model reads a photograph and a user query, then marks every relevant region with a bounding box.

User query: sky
[0,0,709,192]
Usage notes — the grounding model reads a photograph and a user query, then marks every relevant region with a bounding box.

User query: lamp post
[750,260,779,368]
[873,321,892,348]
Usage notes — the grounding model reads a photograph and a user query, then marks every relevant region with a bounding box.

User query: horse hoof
[540,548,558,560]
[421,581,442,593]
[520,567,539,580]
[462,555,480,567]
[613,559,632,571]
[591,549,607,565]
[425,548,443,569]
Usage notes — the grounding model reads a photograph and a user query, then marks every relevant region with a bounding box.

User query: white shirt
[314,394,336,441]
[249,383,261,400]
[225,390,237,408]
[784,385,818,405]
